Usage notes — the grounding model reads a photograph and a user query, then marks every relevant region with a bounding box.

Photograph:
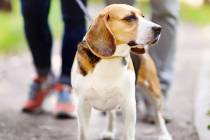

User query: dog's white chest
[72,57,135,111]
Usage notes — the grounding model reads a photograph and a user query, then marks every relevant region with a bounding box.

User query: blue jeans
[21,0,87,85]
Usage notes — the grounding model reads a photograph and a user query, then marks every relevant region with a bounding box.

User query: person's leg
[105,0,135,5]
[60,0,86,85]
[52,0,87,119]
[21,0,54,113]
[21,0,52,76]
[149,0,179,94]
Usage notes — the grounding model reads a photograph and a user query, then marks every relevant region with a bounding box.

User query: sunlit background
[0,0,210,54]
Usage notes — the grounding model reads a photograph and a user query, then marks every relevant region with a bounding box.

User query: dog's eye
[122,14,137,22]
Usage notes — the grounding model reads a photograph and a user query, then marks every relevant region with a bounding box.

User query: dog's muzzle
[150,26,162,45]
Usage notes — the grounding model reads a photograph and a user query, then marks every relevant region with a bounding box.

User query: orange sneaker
[22,73,54,113]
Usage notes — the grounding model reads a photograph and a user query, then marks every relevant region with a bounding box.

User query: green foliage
[138,1,150,14]
[89,0,102,4]
[207,110,210,130]
[49,0,63,38]
[208,124,210,130]
[138,0,210,26]
[180,3,210,26]
[0,0,62,54]
[0,0,25,54]
[208,110,210,116]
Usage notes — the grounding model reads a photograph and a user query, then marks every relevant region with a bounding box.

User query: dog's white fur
[72,53,136,140]
[137,16,160,45]
[71,4,172,140]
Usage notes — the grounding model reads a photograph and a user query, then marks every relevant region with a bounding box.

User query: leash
[75,0,94,22]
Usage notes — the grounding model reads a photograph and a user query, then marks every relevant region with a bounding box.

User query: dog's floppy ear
[86,14,116,57]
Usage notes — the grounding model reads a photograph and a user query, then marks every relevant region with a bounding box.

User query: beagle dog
[71,4,172,140]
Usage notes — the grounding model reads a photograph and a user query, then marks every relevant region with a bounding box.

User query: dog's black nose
[152,26,161,36]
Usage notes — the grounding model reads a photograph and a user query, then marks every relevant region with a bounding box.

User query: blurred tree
[0,0,12,12]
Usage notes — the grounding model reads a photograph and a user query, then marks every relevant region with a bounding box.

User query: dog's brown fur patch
[137,54,161,98]
[77,41,101,76]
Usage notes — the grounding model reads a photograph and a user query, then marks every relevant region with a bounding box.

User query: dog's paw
[158,134,173,140]
[101,131,115,140]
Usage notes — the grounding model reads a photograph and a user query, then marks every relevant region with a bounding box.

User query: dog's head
[86,4,161,58]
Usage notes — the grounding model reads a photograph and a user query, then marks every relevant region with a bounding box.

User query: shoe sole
[22,107,44,114]
[55,111,77,120]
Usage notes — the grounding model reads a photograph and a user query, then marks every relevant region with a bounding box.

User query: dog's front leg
[77,99,91,140]
[101,110,116,140]
[122,97,136,140]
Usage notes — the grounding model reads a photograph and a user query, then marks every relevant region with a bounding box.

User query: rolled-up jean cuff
[59,75,71,85]
[36,68,51,76]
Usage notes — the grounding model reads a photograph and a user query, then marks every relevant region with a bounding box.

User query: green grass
[89,0,102,4]
[0,1,25,54]
[0,0,62,54]
[207,109,210,130]
[138,1,210,26]
[180,3,210,26]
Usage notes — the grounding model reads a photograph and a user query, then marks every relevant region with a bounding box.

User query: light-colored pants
[106,0,179,94]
